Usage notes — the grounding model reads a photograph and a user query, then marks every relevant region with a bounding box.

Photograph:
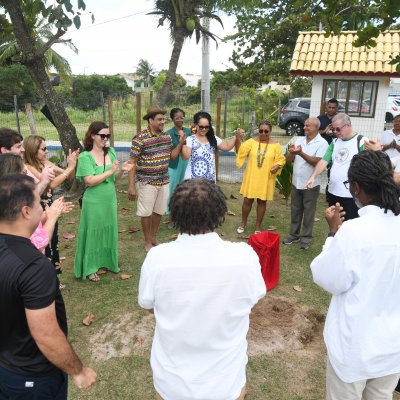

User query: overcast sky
[53,0,237,77]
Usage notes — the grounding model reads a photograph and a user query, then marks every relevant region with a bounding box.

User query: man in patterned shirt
[128,106,185,251]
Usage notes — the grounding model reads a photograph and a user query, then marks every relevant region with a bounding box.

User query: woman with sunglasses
[74,121,132,282]
[24,135,78,273]
[182,111,240,182]
[236,120,285,234]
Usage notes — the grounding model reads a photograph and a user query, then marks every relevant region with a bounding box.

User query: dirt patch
[89,297,323,362]
[90,312,155,362]
[248,296,324,356]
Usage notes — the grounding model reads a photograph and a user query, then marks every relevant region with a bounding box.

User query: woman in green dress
[74,121,131,282]
[166,108,192,225]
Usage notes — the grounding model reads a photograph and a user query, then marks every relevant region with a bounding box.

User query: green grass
[55,179,336,399]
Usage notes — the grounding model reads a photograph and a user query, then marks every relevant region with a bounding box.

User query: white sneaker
[237,226,246,234]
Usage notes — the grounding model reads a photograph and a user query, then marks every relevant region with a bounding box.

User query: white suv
[386,97,400,122]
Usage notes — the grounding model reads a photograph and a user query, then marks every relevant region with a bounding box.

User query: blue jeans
[0,365,67,400]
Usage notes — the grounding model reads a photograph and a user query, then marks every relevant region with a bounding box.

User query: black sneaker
[282,237,300,245]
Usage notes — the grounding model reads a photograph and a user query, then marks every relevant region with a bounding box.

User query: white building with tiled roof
[291,31,400,136]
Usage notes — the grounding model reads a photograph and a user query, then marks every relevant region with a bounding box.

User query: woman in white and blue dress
[182,111,239,182]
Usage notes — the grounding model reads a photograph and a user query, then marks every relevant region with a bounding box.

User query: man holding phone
[318,98,339,144]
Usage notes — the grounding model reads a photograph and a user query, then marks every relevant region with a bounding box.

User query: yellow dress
[236,138,286,201]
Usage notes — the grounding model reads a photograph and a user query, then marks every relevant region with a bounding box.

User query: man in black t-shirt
[317,98,339,145]
[0,175,97,399]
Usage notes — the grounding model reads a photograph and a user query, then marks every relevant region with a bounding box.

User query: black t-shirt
[317,114,334,144]
[0,233,67,376]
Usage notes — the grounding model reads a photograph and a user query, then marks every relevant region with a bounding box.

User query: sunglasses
[198,125,210,130]
[259,129,270,134]
[40,147,48,151]
[95,133,111,140]
[333,124,348,133]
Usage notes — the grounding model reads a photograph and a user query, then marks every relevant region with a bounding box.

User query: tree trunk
[1,0,81,152]
[158,28,186,107]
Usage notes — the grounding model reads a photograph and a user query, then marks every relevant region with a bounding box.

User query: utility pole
[201,17,211,113]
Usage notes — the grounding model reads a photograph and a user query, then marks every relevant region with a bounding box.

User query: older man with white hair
[306,113,367,220]
[283,118,328,249]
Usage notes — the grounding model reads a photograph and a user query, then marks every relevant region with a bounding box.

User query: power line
[69,9,153,32]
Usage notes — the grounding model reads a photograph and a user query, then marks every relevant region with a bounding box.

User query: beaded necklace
[257,140,268,168]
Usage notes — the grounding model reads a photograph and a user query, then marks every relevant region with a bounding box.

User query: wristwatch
[327,232,336,237]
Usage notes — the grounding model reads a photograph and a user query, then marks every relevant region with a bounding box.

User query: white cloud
[53,0,236,76]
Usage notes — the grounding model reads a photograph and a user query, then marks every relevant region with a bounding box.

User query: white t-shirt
[323,134,367,197]
[311,205,400,383]
[184,135,222,182]
[381,129,400,158]
[292,134,328,189]
[138,232,266,400]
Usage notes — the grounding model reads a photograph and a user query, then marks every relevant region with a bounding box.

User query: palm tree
[0,17,77,82]
[148,0,222,106]
[135,59,156,87]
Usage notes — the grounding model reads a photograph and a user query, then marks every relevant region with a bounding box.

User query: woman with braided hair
[311,150,400,400]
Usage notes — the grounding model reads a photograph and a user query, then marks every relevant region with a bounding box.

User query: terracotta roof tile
[291,30,400,76]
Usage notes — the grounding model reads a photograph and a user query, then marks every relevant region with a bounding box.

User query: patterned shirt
[130,129,172,186]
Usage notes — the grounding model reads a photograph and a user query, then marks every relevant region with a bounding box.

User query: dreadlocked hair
[170,179,227,235]
[348,150,400,215]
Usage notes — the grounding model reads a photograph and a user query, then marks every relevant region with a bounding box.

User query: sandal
[236,226,246,234]
[88,273,100,282]
[97,268,108,275]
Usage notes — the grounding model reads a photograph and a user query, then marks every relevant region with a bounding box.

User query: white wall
[310,74,390,139]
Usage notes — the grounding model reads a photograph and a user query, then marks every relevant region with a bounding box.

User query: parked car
[385,97,400,122]
[278,98,310,136]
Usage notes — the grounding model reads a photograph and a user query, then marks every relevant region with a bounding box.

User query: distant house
[290,30,400,136]
[180,73,202,87]
[260,81,290,92]
[118,73,145,90]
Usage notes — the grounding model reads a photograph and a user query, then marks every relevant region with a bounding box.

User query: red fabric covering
[248,231,280,290]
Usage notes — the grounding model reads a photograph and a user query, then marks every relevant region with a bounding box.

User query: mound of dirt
[248,296,324,356]
[89,298,323,362]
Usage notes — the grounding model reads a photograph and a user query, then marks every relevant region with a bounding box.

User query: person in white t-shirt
[283,118,328,249]
[380,115,400,158]
[311,150,400,400]
[306,113,367,220]
[138,179,266,400]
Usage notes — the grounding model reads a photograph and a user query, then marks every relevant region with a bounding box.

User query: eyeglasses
[259,129,270,134]
[95,133,111,140]
[333,124,348,133]
[40,147,48,152]
[343,180,349,190]
[198,125,210,130]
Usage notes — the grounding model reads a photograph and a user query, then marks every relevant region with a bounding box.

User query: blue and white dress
[184,135,222,182]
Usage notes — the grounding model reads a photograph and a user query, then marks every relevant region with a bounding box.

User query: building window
[322,79,378,118]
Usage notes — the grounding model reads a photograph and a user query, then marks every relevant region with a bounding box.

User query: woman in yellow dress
[236,120,285,234]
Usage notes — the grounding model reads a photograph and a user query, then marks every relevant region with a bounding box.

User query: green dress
[166,126,192,214]
[74,148,119,279]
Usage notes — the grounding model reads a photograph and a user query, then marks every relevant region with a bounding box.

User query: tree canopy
[218,0,400,87]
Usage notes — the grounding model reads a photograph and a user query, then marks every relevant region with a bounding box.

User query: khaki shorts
[136,182,169,217]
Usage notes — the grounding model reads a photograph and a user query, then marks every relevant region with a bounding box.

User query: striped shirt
[130,129,172,186]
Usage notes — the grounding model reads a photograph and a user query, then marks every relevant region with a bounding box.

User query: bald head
[304,118,320,138]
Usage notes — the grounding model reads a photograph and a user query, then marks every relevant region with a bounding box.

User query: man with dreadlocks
[311,151,400,400]
[138,179,266,400]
